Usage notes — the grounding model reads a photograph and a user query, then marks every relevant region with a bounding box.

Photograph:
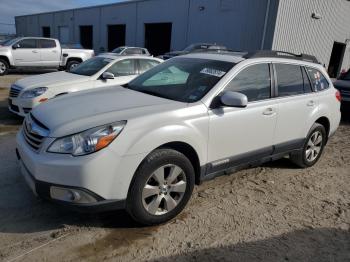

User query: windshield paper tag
[200,68,226,78]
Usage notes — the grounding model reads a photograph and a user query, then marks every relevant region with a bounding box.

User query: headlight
[47,121,126,156]
[21,87,48,98]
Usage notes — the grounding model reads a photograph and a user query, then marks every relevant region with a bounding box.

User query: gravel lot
[0,74,349,262]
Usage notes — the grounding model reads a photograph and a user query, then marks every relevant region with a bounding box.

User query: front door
[12,38,41,66]
[207,63,277,174]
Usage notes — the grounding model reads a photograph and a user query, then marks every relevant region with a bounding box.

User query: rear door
[12,38,41,66]
[39,39,60,67]
[94,59,138,88]
[272,63,317,152]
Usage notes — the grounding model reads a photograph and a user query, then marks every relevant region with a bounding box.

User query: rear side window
[124,48,142,55]
[275,64,304,97]
[306,67,329,91]
[107,59,136,76]
[15,39,38,48]
[40,39,56,48]
[139,59,160,74]
[225,63,271,102]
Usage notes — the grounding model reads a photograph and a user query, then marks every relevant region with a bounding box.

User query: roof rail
[243,50,320,64]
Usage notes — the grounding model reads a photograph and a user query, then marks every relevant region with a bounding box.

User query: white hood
[31,86,185,137]
[15,71,90,89]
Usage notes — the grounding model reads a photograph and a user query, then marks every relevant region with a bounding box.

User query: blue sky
[0,0,126,34]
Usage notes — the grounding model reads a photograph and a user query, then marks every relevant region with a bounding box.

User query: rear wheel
[0,59,9,76]
[290,123,326,168]
[66,60,80,71]
[126,149,195,225]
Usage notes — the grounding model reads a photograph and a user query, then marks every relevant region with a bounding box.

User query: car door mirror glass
[220,91,248,108]
[12,44,19,49]
[102,72,115,80]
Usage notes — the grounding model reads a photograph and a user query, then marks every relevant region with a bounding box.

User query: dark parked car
[333,69,350,103]
[160,43,228,60]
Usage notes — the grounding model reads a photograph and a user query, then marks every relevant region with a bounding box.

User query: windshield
[112,47,126,54]
[1,38,20,46]
[70,57,113,76]
[126,58,234,103]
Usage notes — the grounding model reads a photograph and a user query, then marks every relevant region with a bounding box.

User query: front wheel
[290,123,327,168]
[126,149,195,225]
[0,59,9,76]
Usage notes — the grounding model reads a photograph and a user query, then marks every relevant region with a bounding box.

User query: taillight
[335,89,341,102]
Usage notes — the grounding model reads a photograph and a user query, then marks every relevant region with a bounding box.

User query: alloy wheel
[0,62,6,74]
[142,164,187,216]
[305,131,323,162]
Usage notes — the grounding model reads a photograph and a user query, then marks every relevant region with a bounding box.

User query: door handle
[32,50,38,53]
[263,108,275,116]
[52,50,57,53]
[307,100,315,107]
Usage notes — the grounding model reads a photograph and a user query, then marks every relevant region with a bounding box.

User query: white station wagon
[8,55,163,116]
[16,51,341,225]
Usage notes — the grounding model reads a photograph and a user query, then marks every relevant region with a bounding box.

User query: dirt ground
[0,74,349,262]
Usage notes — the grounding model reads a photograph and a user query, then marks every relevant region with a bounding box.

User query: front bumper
[16,130,146,209]
[17,149,126,212]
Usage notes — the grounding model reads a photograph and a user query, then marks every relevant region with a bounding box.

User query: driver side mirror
[218,91,248,108]
[101,72,115,80]
[12,44,20,50]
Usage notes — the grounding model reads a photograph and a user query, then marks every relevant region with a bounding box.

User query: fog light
[50,186,97,204]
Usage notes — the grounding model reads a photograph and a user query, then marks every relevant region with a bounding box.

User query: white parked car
[8,55,163,116]
[0,37,94,75]
[16,51,341,225]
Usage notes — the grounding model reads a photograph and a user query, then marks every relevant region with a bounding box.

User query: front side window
[139,59,160,74]
[70,57,112,76]
[40,39,56,48]
[107,59,136,76]
[126,58,234,102]
[306,67,330,91]
[275,64,304,97]
[15,39,38,48]
[225,63,271,102]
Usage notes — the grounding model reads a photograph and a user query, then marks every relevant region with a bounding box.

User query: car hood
[31,86,185,137]
[333,80,350,90]
[15,71,90,89]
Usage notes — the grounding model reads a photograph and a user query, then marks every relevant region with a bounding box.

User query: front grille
[22,114,49,151]
[10,104,19,112]
[9,85,23,98]
[23,108,32,114]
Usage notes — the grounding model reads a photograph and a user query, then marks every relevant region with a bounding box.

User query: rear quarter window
[306,67,329,91]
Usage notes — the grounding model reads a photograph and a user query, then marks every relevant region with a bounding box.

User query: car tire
[66,60,80,71]
[126,149,195,226]
[290,123,327,168]
[0,59,9,76]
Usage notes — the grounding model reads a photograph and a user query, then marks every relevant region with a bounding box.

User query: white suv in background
[8,55,162,116]
[16,51,341,225]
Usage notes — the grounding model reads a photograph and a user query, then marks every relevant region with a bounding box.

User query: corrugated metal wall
[15,0,274,53]
[273,0,350,71]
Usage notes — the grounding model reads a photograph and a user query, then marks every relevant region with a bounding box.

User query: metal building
[15,0,350,77]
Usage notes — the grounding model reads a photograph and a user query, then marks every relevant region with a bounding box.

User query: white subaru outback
[16,51,341,225]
